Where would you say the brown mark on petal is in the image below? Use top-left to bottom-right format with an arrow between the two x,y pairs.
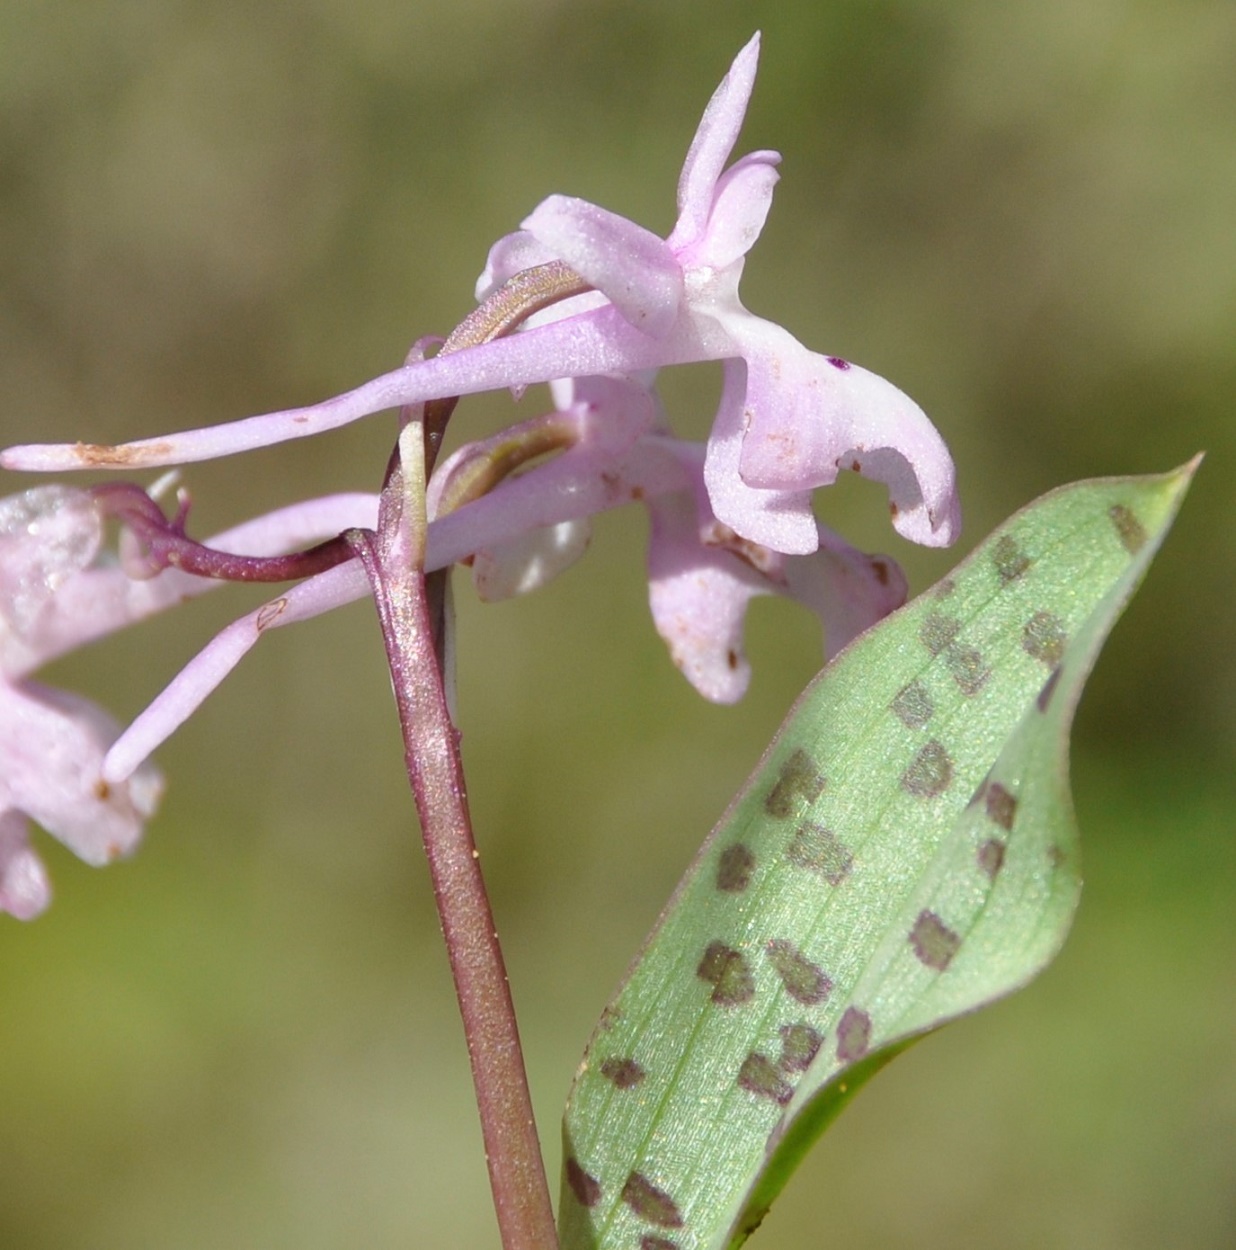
1108,503 -> 1147,554
256,598 -> 289,632
977,838 -> 1007,880
766,939 -> 832,1005
901,740 -> 953,798
599,1057 -> 646,1090
892,680 -> 934,729
565,1158 -> 602,1208
1023,611 -> 1067,666
827,356 -> 851,371
920,612 -> 961,656
697,941 -> 755,1006
716,843 -> 755,893
836,1007 -> 872,1063
73,440 -> 174,467
737,1052 -> 794,1105
870,557 -> 892,586
787,821 -> 853,886
910,910 -> 962,970
778,1022 -> 823,1072
985,782 -> 1017,830
1037,665 -> 1062,711
93,778 -> 112,801
622,1173 -> 684,1229
764,747 -> 825,818
993,534 -> 1032,584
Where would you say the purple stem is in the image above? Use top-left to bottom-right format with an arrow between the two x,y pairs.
350,456 -> 558,1250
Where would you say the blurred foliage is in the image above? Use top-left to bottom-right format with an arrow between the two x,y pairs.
0,1 -> 1232,1247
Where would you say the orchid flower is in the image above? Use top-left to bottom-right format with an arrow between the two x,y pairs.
0,484 -> 378,918
1,33 -> 958,562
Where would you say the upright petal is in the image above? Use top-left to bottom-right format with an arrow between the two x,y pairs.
673,32 -> 762,248
522,196 -> 683,337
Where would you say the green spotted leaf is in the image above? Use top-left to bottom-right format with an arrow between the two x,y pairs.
560,463 -> 1195,1250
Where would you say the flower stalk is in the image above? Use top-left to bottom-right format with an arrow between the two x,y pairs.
351,413 -> 556,1248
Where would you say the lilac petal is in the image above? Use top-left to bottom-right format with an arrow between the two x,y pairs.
522,196 -> 683,337
3,493 -> 379,678
471,519 -> 592,600
687,152 -> 780,271
0,812 -> 51,920
102,560 -> 371,783
703,358 -> 820,555
672,32 -> 762,249
0,305 -> 724,472
728,321 -> 961,547
647,488 -> 761,702
1,680 -> 162,867
0,486 -> 101,635
785,529 -> 908,660
475,230 -> 561,301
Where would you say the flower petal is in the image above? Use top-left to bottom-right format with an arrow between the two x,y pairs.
522,196 -> 683,337
687,151 -> 781,271
729,322 -> 961,547
703,358 -> 820,555
672,32 -> 762,248
475,230 -> 561,301
0,812 -> 52,920
1,681 -> 162,867
647,488 -> 762,703
471,519 -> 592,601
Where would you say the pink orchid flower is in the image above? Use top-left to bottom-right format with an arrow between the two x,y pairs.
1,34 -> 958,562
0,484 -> 377,918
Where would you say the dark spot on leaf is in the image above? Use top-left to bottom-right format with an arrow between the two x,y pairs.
716,843 -> 755,893
1048,844 -> 1067,868
836,1007 -> 872,1063
901,740 -> 953,798
1037,665 -> 1062,711
920,612 -> 962,656
766,939 -> 832,1005
764,748 -> 825,818
1108,503 -> 1147,554
993,534 -> 1032,584
641,1239 -> 679,1250
985,782 -> 1017,830
977,838 -> 1006,880
600,1057 -> 646,1089
910,910 -> 962,970
1023,611 -> 1067,666
622,1173 -> 684,1229
946,645 -> 991,696
934,578 -> 956,599
738,1051 -> 794,1105
566,1157 -> 601,1208
827,356 -> 851,370
787,821 -> 853,886
778,1022 -> 823,1072
892,681 -> 934,729
697,941 -> 755,1006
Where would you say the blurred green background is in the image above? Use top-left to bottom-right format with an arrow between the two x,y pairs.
1,1 -> 1233,1247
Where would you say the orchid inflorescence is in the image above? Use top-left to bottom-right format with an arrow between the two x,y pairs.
0,33 -> 957,927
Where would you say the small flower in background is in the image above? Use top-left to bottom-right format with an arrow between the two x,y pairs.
0,484 -> 379,918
